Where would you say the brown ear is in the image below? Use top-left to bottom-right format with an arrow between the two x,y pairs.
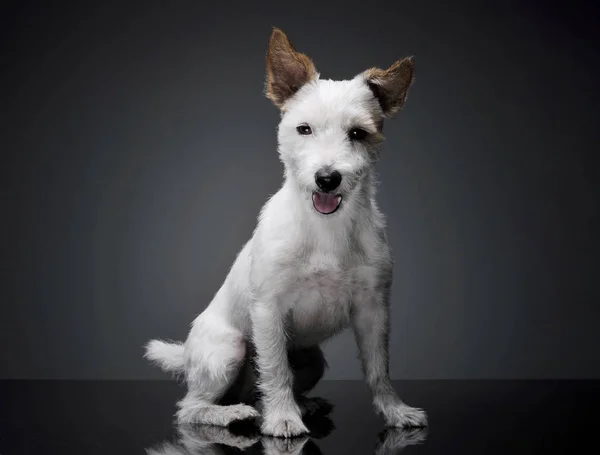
265,27 -> 318,108
363,57 -> 415,117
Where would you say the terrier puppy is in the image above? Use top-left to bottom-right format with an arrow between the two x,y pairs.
145,27 -> 427,438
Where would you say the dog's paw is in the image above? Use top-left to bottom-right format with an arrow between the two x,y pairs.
224,404 -> 261,424
177,403 -> 260,426
383,405 -> 428,428
298,396 -> 333,417
261,411 -> 309,438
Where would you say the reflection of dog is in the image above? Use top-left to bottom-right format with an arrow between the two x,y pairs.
145,418 -> 331,455
146,424 -> 262,455
145,424 -> 426,455
145,425 -> 259,455
145,26 -> 426,437
375,428 -> 428,455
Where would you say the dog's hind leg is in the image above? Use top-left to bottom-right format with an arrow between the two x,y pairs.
175,314 -> 259,426
289,346 -> 327,396
289,346 -> 332,416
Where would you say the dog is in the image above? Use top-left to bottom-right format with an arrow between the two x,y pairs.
145,27 -> 427,438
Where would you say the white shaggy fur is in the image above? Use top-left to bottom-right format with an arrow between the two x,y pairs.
145,27 -> 427,438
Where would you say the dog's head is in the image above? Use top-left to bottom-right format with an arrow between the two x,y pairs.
265,27 -> 414,216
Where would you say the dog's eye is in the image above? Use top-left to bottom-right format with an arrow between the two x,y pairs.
349,128 -> 368,140
297,124 -> 312,135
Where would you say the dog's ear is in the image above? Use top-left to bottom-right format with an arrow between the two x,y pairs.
362,57 -> 415,118
265,27 -> 318,109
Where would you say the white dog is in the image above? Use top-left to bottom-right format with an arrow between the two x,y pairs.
145,27 -> 427,438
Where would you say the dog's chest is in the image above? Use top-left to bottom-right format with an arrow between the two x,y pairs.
285,251 -> 379,346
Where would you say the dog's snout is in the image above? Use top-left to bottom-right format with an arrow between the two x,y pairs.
315,169 -> 342,192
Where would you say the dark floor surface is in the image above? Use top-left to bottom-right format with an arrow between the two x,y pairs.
0,380 -> 598,454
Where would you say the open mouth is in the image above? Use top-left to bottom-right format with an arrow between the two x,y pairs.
312,192 -> 342,215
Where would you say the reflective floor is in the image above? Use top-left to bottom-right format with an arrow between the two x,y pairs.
0,380 -> 597,454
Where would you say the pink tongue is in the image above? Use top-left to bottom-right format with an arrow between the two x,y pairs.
312,192 -> 341,214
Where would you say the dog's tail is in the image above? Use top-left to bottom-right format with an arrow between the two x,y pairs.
144,339 -> 185,374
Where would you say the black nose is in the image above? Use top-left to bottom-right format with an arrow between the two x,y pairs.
315,170 -> 342,192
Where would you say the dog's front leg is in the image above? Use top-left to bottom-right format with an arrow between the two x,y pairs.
351,284 -> 428,428
251,300 -> 309,438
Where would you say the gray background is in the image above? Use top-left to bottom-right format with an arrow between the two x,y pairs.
1,0 -> 598,380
